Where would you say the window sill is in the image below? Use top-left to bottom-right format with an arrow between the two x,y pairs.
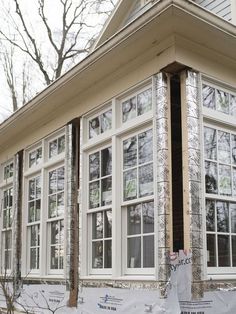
80,275 -> 156,281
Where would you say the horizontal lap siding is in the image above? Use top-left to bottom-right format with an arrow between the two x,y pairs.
194,0 -> 232,21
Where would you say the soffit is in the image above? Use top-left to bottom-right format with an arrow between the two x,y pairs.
0,0 -> 236,150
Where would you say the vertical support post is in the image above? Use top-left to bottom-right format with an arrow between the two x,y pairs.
154,72 -> 172,297
181,69 -> 203,298
65,119 -> 80,307
13,150 -> 23,292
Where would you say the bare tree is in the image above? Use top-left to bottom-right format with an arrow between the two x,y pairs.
0,0 -> 116,112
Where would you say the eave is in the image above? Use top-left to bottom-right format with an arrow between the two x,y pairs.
0,0 -> 236,150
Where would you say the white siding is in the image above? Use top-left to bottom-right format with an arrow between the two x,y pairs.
195,0 -> 232,21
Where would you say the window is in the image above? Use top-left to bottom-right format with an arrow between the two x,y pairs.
2,187 -> 13,270
203,80 -> 236,273
48,166 -> 65,270
3,162 -> 14,181
29,147 -> 42,168
27,176 -> 41,271
89,108 -> 112,139
82,82 -> 154,277
49,135 -> 65,158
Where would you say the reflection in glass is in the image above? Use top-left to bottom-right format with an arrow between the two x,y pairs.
58,136 -> 65,154
143,201 -> 154,233
49,140 -> 57,158
203,85 -> 215,109
101,177 -> 112,206
219,164 -> 231,196
30,248 -> 37,269
123,136 -> 137,169
218,235 -> 230,267
138,130 -> 153,164
137,89 -> 152,116
57,192 -> 64,216
49,170 -> 57,194
143,235 -> 154,267
232,134 -> 236,164
49,195 -> 57,218
232,236 -> 236,266
89,117 -> 100,138
124,169 -> 137,201
127,237 -> 141,268
122,97 -> 136,122
217,201 -> 229,232
206,200 -> 215,231
207,234 -> 216,267
204,127 -> 217,160
104,210 -> 112,238
205,161 -> 217,194
57,167 -> 64,191
230,94 -> 236,117
101,110 -> 112,133
89,152 -> 100,181
230,203 -> 236,233
216,89 -> 229,114
139,164 -> 153,197
92,212 -> 103,239
101,147 -> 112,176
233,168 -> 236,196
218,131 -> 230,164
89,181 -> 100,208
29,179 -> 35,200
92,241 -> 103,268
127,204 -> 141,235
104,240 -> 112,268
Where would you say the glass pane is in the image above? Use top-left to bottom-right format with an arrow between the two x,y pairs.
30,248 -> 37,269
29,201 -> 35,222
36,147 -> 42,164
89,152 -> 100,181
205,161 -> 218,194
233,168 -> 236,197
49,139 -> 57,158
5,230 -> 12,249
206,199 -> 215,231
139,164 -> 153,197
9,189 -> 13,207
127,204 -> 141,235
3,190 -> 7,209
218,131 -> 230,164
4,251 -> 11,270
143,201 -> 154,233
232,236 -> 236,267
123,136 -> 137,169
137,88 -> 152,116
57,167 -> 64,191
143,235 -> 154,267
49,195 -> 57,218
104,210 -> 112,238
101,147 -> 112,177
230,203 -> 236,233
216,89 -> 229,114
58,136 -> 65,154
51,246 -> 58,269
29,179 -> 35,200
31,225 -> 37,246
57,192 -> 64,216
230,94 -> 236,117
51,222 -> 59,245
219,164 -> 231,196
217,201 -> 229,232
35,176 -> 41,199
204,127 -> 217,160
35,200 -> 41,221
122,96 -> 136,122
29,151 -> 36,167
92,241 -> 103,268
49,170 -> 57,194
101,177 -> 112,206
104,240 -> 112,268
124,169 -> 137,201
207,234 -> 216,267
203,85 -> 215,109
101,110 -> 112,133
232,134 -> 236,165
89,181 -> 100,208
92,212 -> 103,239
59,248 -> 64,269
3,211 -> 7,229
127,237 -> 141,268
138,130 -> 153,164
89,116 -> 100,139
218,235 -> 230,267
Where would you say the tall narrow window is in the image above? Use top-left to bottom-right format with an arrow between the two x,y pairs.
88,146 -> 112,270
2,188 -> 13,270
48,166 -> 65,270
27,176 -> 41,270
